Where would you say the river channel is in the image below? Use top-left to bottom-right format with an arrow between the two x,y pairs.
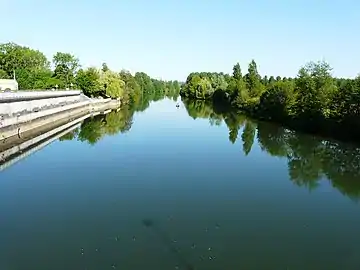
1,97 -> 360,270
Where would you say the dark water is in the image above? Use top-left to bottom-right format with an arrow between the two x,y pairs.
1,97 -> 360,270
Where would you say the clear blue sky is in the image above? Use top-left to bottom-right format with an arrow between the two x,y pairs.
1,0 -> 359,80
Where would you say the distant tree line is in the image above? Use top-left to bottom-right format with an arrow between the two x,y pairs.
0,42 -> 181,103
183,99 -> 360,201
180,60 -> 360,142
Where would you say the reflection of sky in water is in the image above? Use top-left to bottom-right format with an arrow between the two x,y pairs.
0,98 -> 360,270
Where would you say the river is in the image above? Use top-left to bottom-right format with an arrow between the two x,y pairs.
1,97 -> 360,270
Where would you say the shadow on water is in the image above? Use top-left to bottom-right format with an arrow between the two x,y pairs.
142,219 -> 195,270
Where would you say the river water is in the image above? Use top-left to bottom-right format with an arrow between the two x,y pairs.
1,97 -> 360,270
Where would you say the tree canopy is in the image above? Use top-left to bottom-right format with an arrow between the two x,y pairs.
181,60 -> 360,143
0,42 -> 181,104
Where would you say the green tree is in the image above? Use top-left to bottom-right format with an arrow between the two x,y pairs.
53,52 -> 80,87
0,69 -> 9,79
102,62 -> 109,72
0,42 -> 49,76
294,61 -> 337,119
233,62 -> 242,80
119,70 -> 141,104
262,75 -> 268,85
232,79 -> 249,108
268,76 -> 276,85
134,72 -> 155,94
245,60 -> 265,98
258,80 -> 296,121
99,70 -> 125,98
76,68 -> 101,96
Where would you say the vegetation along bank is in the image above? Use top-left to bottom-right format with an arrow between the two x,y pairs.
180,60 -> 360,143
0,42 -> 181,104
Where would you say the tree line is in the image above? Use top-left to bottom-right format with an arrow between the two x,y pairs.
183,99 -> 360,201
180,60 -> 360,142
0,42 -> 181,103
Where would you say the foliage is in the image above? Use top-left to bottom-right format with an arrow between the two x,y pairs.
76,68 -> 102,96
0,69 -> 9,79
99,70 -> 125,98
0,42 -> 49,76
183,99 -> 360,200
181,60 -> 360,142
258,80 -> 296,121
60,85 -> 175,145
52,52 -> 80,87
0,42 -> 181,103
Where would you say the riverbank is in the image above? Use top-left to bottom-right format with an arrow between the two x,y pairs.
186,95 -> 360,146
0,104 -> 119,171
0,90 -> 121,141
180,61 -> 360,145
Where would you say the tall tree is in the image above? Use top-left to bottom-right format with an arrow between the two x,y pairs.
0,42 -> 49,76
245,59 -> 264,97
233,62 -> 242,80
99,70 -> 125,98
294,61 -> 337,119
76,67 -> 101,96
53,52 -> 80,87
102,62 -> 109,72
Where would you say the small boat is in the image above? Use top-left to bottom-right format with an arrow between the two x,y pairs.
176,104 -> 180,108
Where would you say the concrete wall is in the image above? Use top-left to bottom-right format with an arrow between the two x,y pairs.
0,95 -> 82,117
0,106 -> 117,172
0,90 -> 81,103
0,122 -> 82,172
0,100 -> 91,129
0,90 -> 121,141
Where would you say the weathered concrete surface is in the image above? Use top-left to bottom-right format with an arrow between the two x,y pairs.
0,99 -> 120,141
0,122 -> 81,172
0,90 -> 121,140
0,95 -> 82,116
0,90 -> 81,103
0,109 -> 89,152
0,107 -> 116,172
1,100 -> 90,128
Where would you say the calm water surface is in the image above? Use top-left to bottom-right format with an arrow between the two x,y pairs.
1,98 -> 360,270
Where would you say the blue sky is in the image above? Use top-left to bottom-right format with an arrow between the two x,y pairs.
1,0 -> 359,80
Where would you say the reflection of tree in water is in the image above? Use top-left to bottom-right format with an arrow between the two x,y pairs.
183,98 -> 360,200
182,98 -> 253,152
59,128 -> 79,141
78,115 -> 107,145
241,121 -> 256,155
183,99 -> 221,121
321,142 -> 360,200
256,122 -> 290,157
74,106 -> 135,145
224,113 -> 246,144
103,106 -> 134,135
257,122 -> 360,200
286,134 -> 325,190
60,89 -> 175,145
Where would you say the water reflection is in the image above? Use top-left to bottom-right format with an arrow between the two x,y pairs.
68,109 -> 133,145
59,86 -> 179,145
59,104 -> 140,145
2,97 -> 360,270
183,98 -> 360,201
